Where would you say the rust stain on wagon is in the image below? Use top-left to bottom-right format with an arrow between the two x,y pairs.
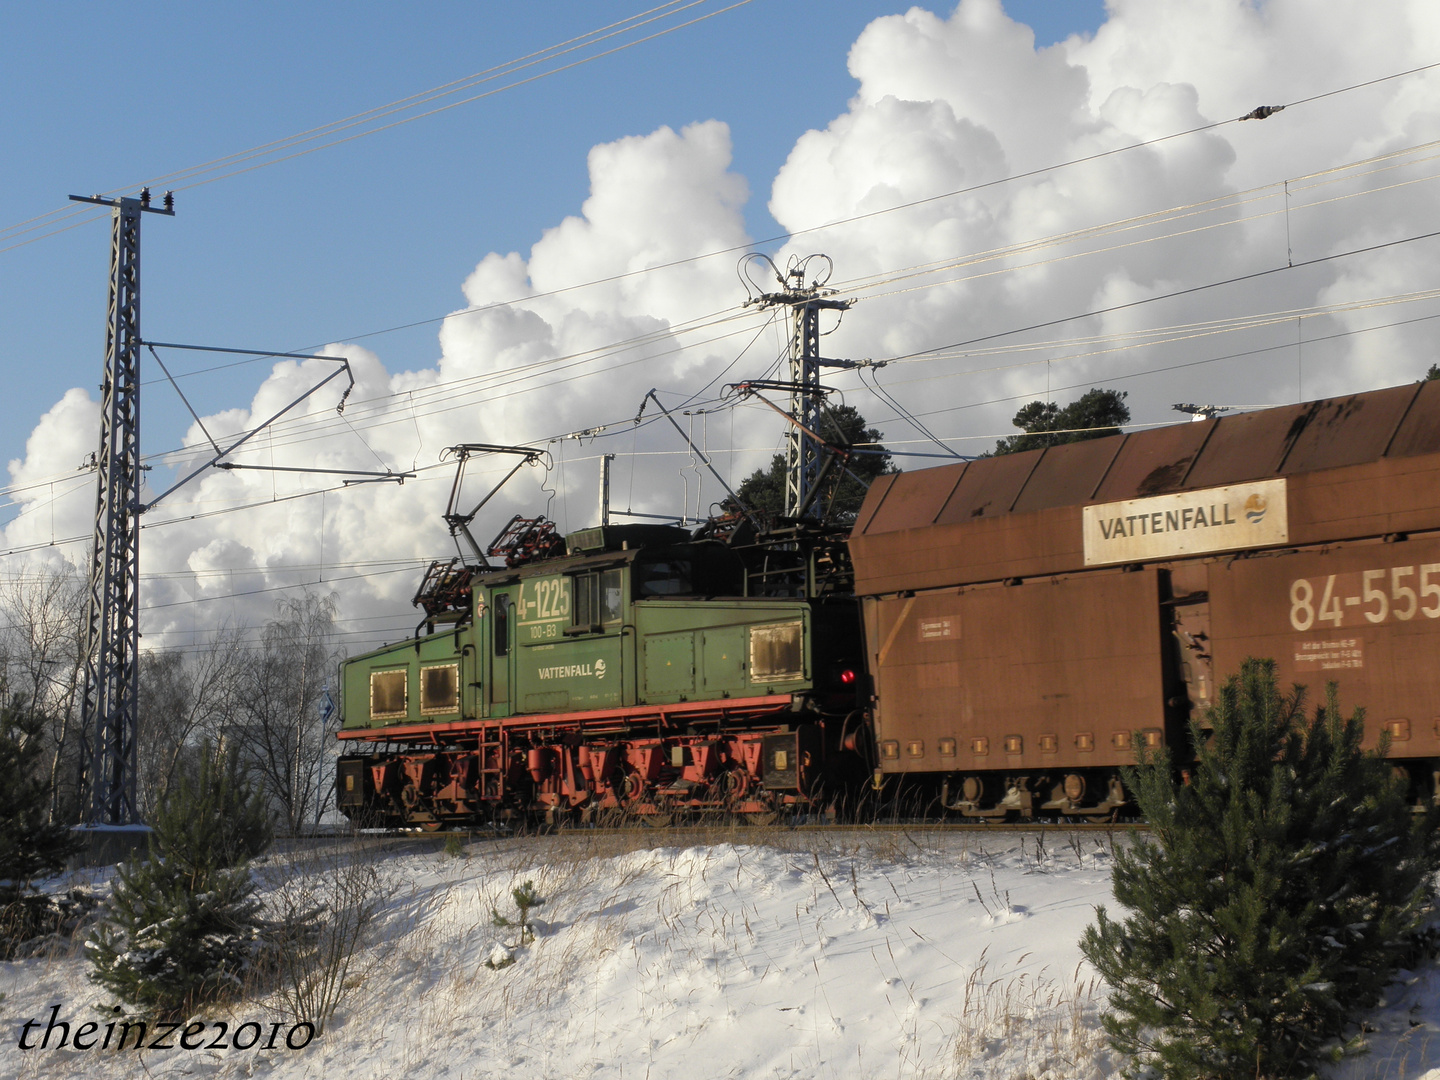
1093,420 -> 1215,502
1387,378 -> 1440,459
1277,384 -> 1419,474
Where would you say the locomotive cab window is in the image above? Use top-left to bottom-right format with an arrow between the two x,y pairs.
419,664 -> 459,715
370,669 -> 408,720
572,569 -> 624,630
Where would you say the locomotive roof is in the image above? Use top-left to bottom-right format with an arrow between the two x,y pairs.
475,537 -> 732,585
850,380 -> 1440,593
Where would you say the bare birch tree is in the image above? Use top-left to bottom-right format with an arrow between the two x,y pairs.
136,625 -> 247,818
231,592 -> 343,834
0,565 -> 86,823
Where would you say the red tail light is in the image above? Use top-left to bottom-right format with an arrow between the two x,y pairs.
839,667 -> 857,686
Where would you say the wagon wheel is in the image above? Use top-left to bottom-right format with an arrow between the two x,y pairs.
717,766 -> 752,822
617,768 -> 654,818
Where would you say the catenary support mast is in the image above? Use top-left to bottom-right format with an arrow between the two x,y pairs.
70,190 -> 173,825
746,256 -> 852,518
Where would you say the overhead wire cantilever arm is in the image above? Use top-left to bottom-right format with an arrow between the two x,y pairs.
215,463 -> 415,479
138,342 -> 358,511
147,346 -> 222,456
635,389 -> 758,529
441,443 -> 549,563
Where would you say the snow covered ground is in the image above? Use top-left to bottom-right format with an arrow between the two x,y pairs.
3,828 -> 1438,1079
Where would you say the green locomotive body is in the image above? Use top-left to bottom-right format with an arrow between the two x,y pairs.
337,523 -> 865,826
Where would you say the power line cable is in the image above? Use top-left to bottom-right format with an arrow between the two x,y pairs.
885,226 -> 1440,365
0,1 -> 751,253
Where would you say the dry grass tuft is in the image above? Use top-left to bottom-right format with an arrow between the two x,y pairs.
945,957 -> 1109,1080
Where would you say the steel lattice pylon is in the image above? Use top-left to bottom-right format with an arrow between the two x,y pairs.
78,197 -> 143,824
71,191 -> 171,825
746,255 -> 851,518
783,299 -> 831,517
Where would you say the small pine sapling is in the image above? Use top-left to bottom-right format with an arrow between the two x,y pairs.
86,745 -> 273,1018
1081,658 -> 1440,1080
491,880 -> 546,945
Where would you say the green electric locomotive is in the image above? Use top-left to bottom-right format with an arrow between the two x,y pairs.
335,518 -> 866,827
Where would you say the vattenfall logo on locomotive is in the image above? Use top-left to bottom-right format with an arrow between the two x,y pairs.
1081,478 -> 1289,566
537,659 -> 607,680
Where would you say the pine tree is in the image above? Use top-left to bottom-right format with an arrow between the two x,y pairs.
1081,659 -> 1440,1079
991,388 -> 1129,455
0,693 -> 81,901
0,691 -> 84,955
86,745 -> 273,1017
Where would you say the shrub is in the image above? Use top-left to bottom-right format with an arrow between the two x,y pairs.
264,849 -> 386,1034
86,745 -> 273,1017
0,694 -> 82,897
1081,658 -> 1440,1079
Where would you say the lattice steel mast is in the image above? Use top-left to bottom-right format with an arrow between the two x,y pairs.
70,190 -> 173,825
744,255 -> 852,518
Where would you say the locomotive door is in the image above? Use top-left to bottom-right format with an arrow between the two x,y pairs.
489,590 -> 514,718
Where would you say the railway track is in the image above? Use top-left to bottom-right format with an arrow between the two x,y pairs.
282,818 -> 1145,845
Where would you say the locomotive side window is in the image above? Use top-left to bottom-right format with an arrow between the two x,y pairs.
370,669 -> 408,720
419,664 -> 459,715
602,568 -> 624,623
573,573 -> 599,628
572,569 -> 626,629
749,620 -> 805,681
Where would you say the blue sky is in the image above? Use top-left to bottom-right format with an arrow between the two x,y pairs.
0,1 -> 1105,478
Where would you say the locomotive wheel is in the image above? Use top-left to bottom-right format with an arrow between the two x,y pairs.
741,811 -> 779,826
639,811 -> 673,828
420,821 -> 444,833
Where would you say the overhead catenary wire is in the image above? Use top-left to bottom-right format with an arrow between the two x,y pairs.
0,119 -> 1399,521
0,89 -> 1412,511
824,135 -> 1440,302
6,238 -> 1439,528
891,313 -> 1440,428
6,270 -> 1439,535
142,216 -> 1440,474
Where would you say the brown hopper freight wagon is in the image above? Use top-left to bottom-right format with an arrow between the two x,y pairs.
849,380 -> 1440,818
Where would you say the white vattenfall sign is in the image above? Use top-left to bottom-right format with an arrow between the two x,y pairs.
1082,478 -> 1288,566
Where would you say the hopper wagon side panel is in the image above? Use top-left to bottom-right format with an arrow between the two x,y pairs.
867,569 -> 1171,775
